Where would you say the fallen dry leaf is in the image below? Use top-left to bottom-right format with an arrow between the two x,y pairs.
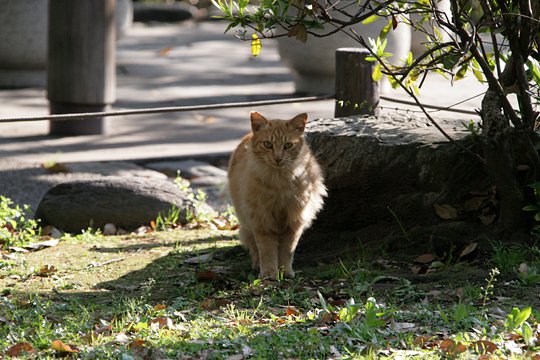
518,263 -> 530,277
149,316 -> 174,330
184,253 -> 214,264
42,162 -> 69,173
6,342 -> 36,357
50,339 -> 79,353
158,46 -> 172,56
479,213 -> 496,225
462,196 -> 487,212
410,265 -> 426,275
459,242 -> 478,258
414,253 -> 437,264
286,306 -> 300,317
128,338 -> 147,349
24,239 -> 59,251
37,264 -> 57,276
319,311 -> 338,324
412,335 -> 431,348
434,203 -> 458,220
439,339 -> 467,355
196,269 -> 220,281
200,298 -> 231,310
154,304 -> 167,311
472,340 -> 498,354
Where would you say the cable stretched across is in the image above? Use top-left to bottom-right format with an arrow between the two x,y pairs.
0,93 -> 480,123
0,95 -> 334,123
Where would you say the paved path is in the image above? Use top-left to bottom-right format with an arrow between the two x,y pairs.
0,20 -> 487,211
0,20 -> 486,164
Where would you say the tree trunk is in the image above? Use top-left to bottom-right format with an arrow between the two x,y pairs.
481,88 -> 527,234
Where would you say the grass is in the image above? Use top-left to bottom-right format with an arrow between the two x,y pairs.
1,226 -> 540,359
1,189 -> 539,358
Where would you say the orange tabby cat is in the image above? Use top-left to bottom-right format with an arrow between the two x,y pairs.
228,112 -> 326,278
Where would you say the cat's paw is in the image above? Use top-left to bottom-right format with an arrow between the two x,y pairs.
258,269 -> 278,280
284,269 -> 295,278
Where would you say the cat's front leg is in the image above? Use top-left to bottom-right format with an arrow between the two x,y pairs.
239,227 -> 259,270
278,227 -> 302,278
254,231 -> 279,278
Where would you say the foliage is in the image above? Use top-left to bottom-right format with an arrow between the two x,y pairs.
0,196 -> 39,249
153,172 -> 238,231
523,182 -> 540,235
1,228 -> 540,358
213,0 -> 540,234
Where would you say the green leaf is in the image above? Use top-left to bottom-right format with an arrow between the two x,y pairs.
406,51 -> 413,67
379,18 -> 392,40
514,307 -> 531,327
522,205 -> 538,212
362,14 -> 380,25
372,63 -> 383,81
455,62 -> 469,81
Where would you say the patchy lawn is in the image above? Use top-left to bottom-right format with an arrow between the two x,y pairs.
1,227 -> 540,359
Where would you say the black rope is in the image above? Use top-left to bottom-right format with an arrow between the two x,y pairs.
379,95 -> 479,115
0,92 -> 481,123
0,95 -> 334,123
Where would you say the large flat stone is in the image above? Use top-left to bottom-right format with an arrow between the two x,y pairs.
305,114 -> 488,233
35,176 -> 192,233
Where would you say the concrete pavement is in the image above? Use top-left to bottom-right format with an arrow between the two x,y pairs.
0,20 -> 487,212
0,20 -> 486,164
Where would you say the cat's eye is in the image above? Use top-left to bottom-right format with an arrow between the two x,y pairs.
284,142 -> 293,150
263,141 -> 273,149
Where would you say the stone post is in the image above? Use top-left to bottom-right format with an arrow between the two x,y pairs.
334,48 -> 380,117
47,0 -> 116,135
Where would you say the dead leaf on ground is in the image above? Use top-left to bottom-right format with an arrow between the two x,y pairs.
472,340 -> 498,354
410,265 -> 426,275
37,264 -> 57,276
41,225 -> 62,238
200,298 -> 231,311
390,321 -> 416,331
50,339 -> 80,353
184,253 -> 214,264
434,203 -> 458,220
196,269 -> 220,281
319,311 -> 338,324
24,239 -> 59,251
193,112 -> 217,124
286,306 -> 300,317
154,304 -> 167,311
149,316 -> 174,330
128,338 -> 147,349
412,335 -> 431,348
479,213 -> 496,225
8,246 -> 29,253
42,162 -> 69,173
158,46 -> 172,56
459,242 -> 478,259
372,259 -> 400,269
462,196 -> 487,212
414,253 -> 437,264
6,342 -> 36,357
439,339 -> 467,355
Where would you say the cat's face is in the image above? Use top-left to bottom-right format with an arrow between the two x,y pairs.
249,112 -> 307,168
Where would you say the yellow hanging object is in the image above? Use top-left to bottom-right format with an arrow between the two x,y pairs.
251,33 -> 262,57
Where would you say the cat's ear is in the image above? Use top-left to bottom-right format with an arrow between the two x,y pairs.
250,111 -> 268,132
289,113 -> 308,133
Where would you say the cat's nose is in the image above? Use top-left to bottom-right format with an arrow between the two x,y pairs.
275,158 -> 282,164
